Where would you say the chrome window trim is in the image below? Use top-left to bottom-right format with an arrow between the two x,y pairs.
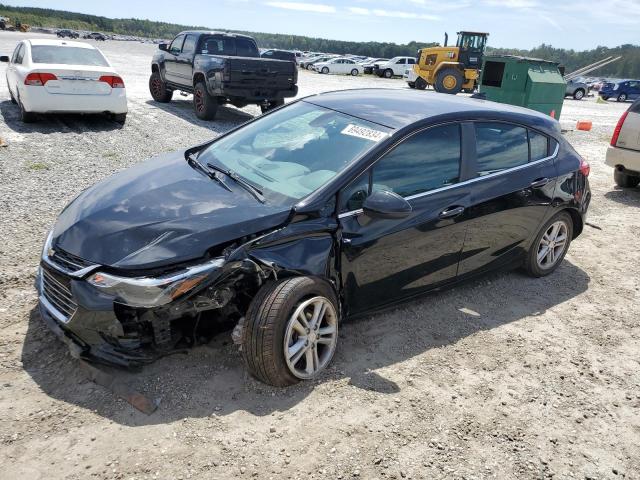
337,142 -> 559,219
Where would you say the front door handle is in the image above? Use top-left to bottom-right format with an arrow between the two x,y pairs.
439,206 -> 465,219
530,177 -> 550,188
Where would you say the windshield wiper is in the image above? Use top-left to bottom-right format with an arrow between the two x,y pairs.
186,152 -> 232,192
206,162 -> 266,204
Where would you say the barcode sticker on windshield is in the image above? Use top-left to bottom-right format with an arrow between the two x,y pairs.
341,124 -> 389,142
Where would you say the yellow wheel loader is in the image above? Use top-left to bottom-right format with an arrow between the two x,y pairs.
411,31 -> 488,95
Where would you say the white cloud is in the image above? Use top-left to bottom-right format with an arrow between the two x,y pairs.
483,0 -> 538,7
265,1 -> 336,13
348,6 -> 440,20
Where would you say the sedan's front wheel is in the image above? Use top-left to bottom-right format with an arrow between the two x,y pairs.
242,277 -> 339,387
524,212 -> 573,277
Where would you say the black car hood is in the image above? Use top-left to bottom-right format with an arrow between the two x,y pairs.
52,150 -> 292,271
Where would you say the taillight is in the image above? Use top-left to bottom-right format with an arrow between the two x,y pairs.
99,75 -> 125,88
24,72 -> 57,86
611,111 -> 629,146
579,157 -> 590,177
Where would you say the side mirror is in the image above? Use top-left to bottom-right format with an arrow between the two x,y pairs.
362,190 -> 412,220
0,56 -> 9,63
158,43 -> 168,51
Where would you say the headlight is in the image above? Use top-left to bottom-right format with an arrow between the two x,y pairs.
87,257 -> 225,308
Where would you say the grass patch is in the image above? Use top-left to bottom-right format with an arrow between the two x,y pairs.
27,162 -> 50,171
103,151 -> 119,159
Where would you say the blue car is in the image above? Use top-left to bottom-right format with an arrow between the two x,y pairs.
599,79 -> 640,102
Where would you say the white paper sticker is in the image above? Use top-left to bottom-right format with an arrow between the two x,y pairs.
341,124 -> 389,142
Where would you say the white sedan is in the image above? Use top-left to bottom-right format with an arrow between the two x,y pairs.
313,57 -> 363,76
1,39 -> 127,123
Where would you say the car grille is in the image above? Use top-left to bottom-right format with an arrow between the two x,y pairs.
51,249 -> 94,272
41,266 -> 77,321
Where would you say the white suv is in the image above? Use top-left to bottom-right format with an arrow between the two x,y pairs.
374,57 -> 416,79
606,99 -> 640,188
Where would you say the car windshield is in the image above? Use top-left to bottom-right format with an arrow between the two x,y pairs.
198,101 -> 392,205
31,46 -> 109,66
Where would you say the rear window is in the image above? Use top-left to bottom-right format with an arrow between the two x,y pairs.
31,46 -> 109,66
199,36 -> 258,57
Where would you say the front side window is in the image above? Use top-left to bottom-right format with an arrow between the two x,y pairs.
31,46 -> 109,66
372,124 -> 461,198
182,35 -> 197,55
169,34 -> 185,55
396,58 -> 406,64
475,122 -> 528,175
198,102 -> 391,204
340,171 -> 370,212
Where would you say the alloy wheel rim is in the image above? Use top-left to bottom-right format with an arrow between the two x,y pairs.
284,296 -> 338,380
195,89 -> 204,112
576,90 -> 584,99
151,78 -> 162,97
537,221 -> 568,269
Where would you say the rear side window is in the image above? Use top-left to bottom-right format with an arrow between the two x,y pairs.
31,46 -> 109,66
529,130 -> 549,161
475,122 -> 528,175
372,124 -> 461,197
236,38 -> 258,57
13,43 -> 25,64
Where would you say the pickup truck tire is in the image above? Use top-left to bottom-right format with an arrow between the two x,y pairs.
383,69 -> 394,79
242,276 -> 339,387
193,81 -> 218,120
614,169 -> 640,188
260,99 -> 284,114
149,72 -> 173,103
573,89 -> 585,100
435,68 -> 464,94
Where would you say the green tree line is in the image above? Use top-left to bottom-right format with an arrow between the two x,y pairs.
1,3 -> 639,77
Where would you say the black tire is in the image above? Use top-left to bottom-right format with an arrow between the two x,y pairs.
193,81 -> 218,120
463,88 -> 474,94
415,77 -> 428,90
383,68 -> 393,79
434,68 -> 464,94
350,68 -> 359,76
19,99 -> 36,123
321,67 -> 329,74
617,93 -> 627,102
112,113 -> 127,124
260,99 -> 284,114
407,82 -> 416,89
614,169 -> 640,188
573,89 -> 585,100
242,276 -> 339,387
149,71 -> 173,103
8,84 -> 17,104
524,211 -> 573,278
601,96 -> 609,101
306,64 -> 313,70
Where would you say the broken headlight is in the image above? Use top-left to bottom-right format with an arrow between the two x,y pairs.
87,257 -> 225,308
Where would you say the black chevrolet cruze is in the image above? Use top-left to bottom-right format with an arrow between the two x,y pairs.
38,89 -> 591,386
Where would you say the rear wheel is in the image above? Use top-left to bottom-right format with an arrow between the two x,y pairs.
112,113 -> 127,124
524,212 -> 573,277
614,168 -> 640,188
193,81 -> 218,120
617,93 -> 628,102
9,86 -> 17,104
415,77 -> 428,90
383,69 -> 393,79
149,71 -> 173,103
260,99 -> 284,114
242,276 -> 339,387
435,68 -> 464,94
350,68 -> 359,76
573,88 -> 585,100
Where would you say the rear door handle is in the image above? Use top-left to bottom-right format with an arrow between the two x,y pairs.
439,206 -> 465,219
530,177 -> 550,188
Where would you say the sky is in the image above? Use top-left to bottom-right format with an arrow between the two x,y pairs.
9,0 -> 640,50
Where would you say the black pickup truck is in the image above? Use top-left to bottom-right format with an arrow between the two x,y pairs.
149,31 -> 298,119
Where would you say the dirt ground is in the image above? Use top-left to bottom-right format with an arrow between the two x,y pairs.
0,31 -> 638,480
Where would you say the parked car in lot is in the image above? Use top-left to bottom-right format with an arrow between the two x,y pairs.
373,57 -> 416,78
299,54 -> 323,69
36,89 -> 590,386
305,55 -> 337,70
149,31 -> 298,118
1,39 -> 127,123
363,58 -> 388,74
56,29 -> 79,39
599,79 -> 640,102
565,78 -> 589,100
83,32 -> 107,41
313,57 -> 363,76
606,98 -> 640,188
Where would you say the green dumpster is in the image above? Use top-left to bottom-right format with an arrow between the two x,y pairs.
479,55 -> 566,119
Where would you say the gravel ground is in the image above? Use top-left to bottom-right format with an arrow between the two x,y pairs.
0,31 -> 639,480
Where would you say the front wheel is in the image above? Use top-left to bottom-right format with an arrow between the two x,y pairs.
321,67 -> 329,74
614,169 -> 640,188
573,89 -> 585,100
434,68 -> 464,94
524,212 -> 573,277
383,69 -> 393,79
149,71 -> 173,103
242,277 -> 340,387
193,81 -> 218,120
350,69 -> 359,76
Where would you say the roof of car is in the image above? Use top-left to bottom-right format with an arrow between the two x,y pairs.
178,30 -> 255,40
303,88 -> 559,131
27,39 -> 95,49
